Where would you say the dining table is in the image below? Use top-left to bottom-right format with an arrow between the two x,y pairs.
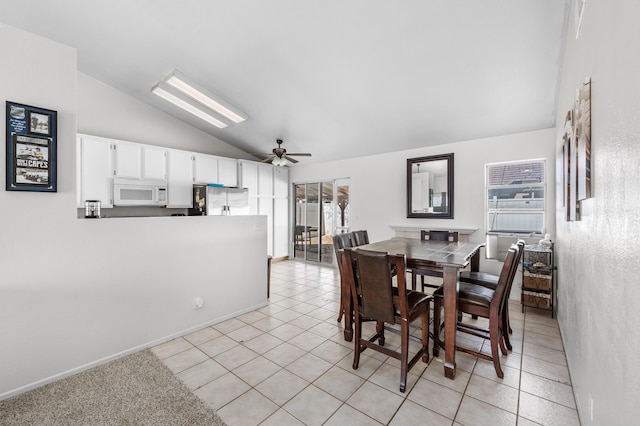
345,237 -> 485,380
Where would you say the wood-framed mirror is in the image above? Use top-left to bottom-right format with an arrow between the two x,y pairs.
407,153 -> 454,219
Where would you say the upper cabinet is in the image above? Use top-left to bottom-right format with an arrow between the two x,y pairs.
142,146 -> 168,181
193,154 -> 238,186
77,134 -> 115,207
239,160 -> 259,198
192,153 -> 218,184
114,141 -> 167,181
258,163 -> 273,196
218,157 -> 238,187
114,142 -> 141,179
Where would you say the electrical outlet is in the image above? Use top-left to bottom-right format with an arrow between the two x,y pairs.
193,297 -> 204,309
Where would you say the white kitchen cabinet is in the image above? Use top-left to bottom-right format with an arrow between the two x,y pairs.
114,142 -> 142,179
218,157 -> 238,187
239,160 -> 258,197
273,167 -> 288,198
142,146 -> 167,181
259,197 -> 274,256
273,166 -> 289,258
78,135 -> 115,208
167,149 -> 193,208
258,163 -> 273,196
273,197 -> 289,258
114,142 -> 167,181
193,153 -> 219,184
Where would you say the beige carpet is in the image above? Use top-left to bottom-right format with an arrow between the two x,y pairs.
0,349 -> 226,425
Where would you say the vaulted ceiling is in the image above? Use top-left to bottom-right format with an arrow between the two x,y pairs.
2,1 -> 570,164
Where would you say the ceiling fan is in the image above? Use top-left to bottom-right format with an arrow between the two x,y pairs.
258,139 -> 312,165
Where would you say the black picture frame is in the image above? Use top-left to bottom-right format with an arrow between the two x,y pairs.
28,110 -> 52,136
406,153 -> 454,219
6,101 -> 57,192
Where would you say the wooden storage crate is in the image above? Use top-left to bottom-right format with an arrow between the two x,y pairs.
523,271 -> 552,292
522,292 -> 551,309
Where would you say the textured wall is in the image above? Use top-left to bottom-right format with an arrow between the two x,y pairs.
555,1 -> 640,423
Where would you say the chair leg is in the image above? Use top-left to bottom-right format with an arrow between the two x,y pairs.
352,315 -> 362,370
376,321 -> 385,346
399,321 -> 409,393
502,313 -> 513,351
489,318 -> 504,379
422,309 -> 429,363
499,323 -> 509,355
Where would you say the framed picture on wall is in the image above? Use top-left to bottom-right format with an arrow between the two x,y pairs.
6,101 -> 57,192
28,111 -> 52,136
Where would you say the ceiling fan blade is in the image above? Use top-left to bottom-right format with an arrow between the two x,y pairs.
284,155 -> 299,163
286,153 -> 312,156
260,156 -> 275,163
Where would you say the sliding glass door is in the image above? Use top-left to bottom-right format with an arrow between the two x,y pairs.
293,179 -> 350,265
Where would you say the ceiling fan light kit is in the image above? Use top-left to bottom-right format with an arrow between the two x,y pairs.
151,70 -> 247,129
255,139 -> 312,166
272,157 -> 289,167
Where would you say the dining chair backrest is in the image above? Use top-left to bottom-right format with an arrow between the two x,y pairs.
351,249 -> 398,324
352,230 -> 370,246
421,230 -> 459,242
333,232 -> 354,251
492,243 -> 520,314
499,240 -> 525,315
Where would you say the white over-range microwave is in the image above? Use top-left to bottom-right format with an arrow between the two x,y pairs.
113,178 -> 167,206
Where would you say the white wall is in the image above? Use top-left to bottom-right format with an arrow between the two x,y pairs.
554,1 -> 640,423
289,128 -> 556,281
0,24 -> 267,399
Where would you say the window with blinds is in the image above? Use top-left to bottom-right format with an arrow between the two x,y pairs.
486,159 -> 545,234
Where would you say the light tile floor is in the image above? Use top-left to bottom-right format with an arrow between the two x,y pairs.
152,260 -> 580,425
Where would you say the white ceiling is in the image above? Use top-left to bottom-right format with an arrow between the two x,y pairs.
2,0 -> 569,164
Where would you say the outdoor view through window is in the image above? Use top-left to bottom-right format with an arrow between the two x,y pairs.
486,160 -> 545,234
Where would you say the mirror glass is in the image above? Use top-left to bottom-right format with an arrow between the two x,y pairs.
407,153 -> 454,219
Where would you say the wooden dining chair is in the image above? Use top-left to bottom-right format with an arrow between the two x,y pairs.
352,230 -> 369,246
333,233 -> 355,325
411,230 -> 459,291
432,242 -> 521,378
341,248 -> 432,392
458,239 -> 525,348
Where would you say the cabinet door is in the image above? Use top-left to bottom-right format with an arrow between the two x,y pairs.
218,157 -> 238,187
240,161 -> 259,198
259,198 -> 274,256
258,164 -> 273,197
167,149 -> 193,208
193,153 -> 218,183
114,142 -> 142,179
142,146 -> 167,181
273,167 -> 288,198
80,136 -> 114,207
273,197 -> 289,258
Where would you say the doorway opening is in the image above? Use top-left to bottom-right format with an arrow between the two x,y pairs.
293,179 -> 350,265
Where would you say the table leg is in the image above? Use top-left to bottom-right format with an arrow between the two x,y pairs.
470,248 -> 480,272
442,265 -> 459,379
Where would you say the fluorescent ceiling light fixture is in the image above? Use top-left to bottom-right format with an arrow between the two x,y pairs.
165,70 -> 247,123
151,82 -> 228,128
